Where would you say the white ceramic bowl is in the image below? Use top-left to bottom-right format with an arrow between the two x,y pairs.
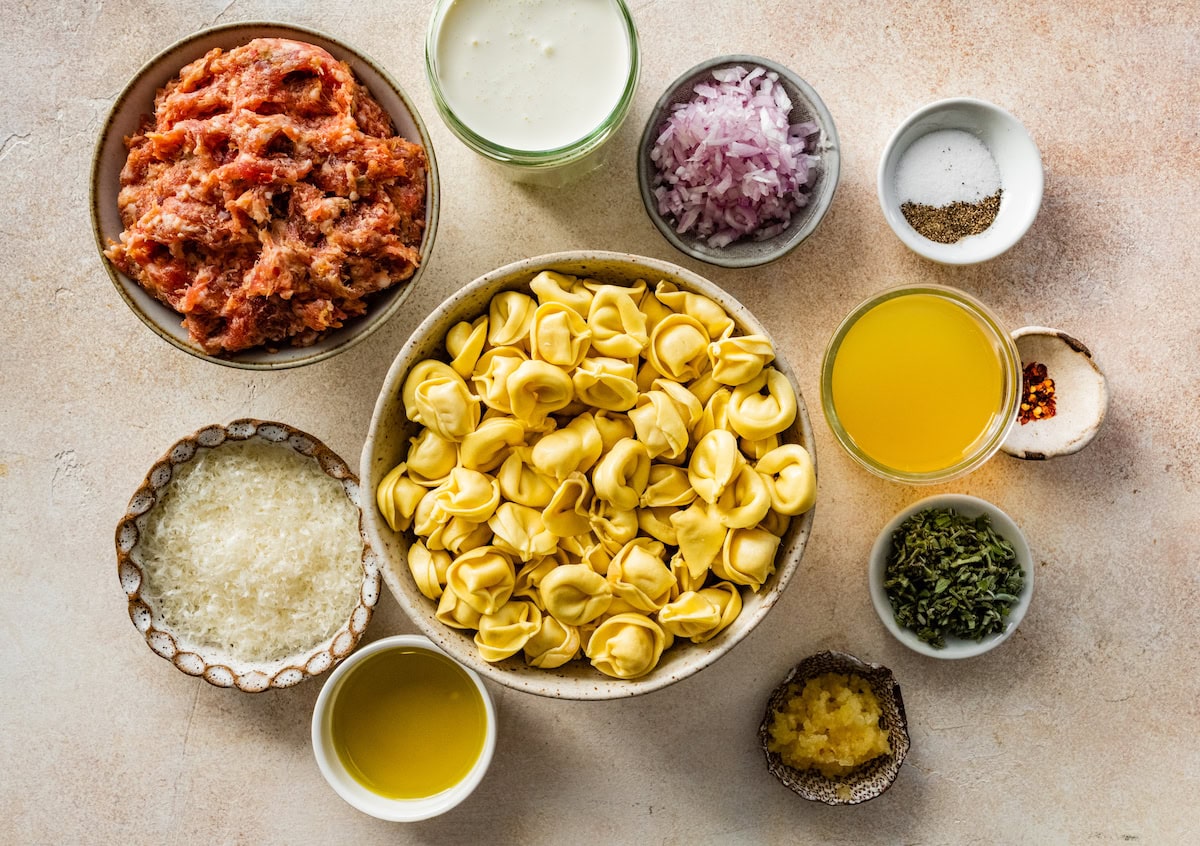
637,55 -> 840,268
877,98 -> 1042,265
361,251 -> 817,699
90,21 -> 440,369
115,419 -> 380,691
868,494 -> 1033,659
1001,326 -> 1109,460
311,635 -> 496,821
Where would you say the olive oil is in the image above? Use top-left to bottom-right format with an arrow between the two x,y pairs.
830,293 -> 1005,473
330,647 -> 487,799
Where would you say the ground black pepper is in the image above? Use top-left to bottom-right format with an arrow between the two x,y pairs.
901,190 -> 1001,244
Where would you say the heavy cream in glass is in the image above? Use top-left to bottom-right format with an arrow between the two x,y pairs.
433,0 -> 632,151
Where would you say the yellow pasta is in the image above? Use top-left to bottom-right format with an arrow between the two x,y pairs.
529,269 -> 594,316
447,315 -> 489,377
475,600 -> 542,662
756,444 -> 817,516
379,272 -> 815,679
530,301 -> 592,367
446,545 -> 516,615
585,613 -> 671,680
523,615 -> 581,668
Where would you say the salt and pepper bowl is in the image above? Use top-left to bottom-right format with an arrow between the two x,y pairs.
877,98 -> 1042,265
1001,326 -> 1109,460
759,651 -> 910,805
637,54 -> 840,268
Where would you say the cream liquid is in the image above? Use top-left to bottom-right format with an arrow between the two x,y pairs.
434,0 -> 632,151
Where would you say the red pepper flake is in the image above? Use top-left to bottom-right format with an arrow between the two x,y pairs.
1019,361 -> 1057,425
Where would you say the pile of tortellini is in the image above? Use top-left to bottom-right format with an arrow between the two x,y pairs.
376,271 -> 816,680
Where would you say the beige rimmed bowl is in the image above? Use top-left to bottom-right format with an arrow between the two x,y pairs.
115,419 -> 380,692
760,651 -> 910,805
90,21 -> 440,369
361,250 -> 817,699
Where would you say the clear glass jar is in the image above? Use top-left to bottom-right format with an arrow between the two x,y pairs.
821,285 -> 1020,484
425,0 -> 640,186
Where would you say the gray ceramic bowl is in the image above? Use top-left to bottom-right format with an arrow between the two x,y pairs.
116,419 -> 380,692
361,251 -> 817,699
90,21 -> 440,369
637,55 -> 840,268
760,651 -> 910,805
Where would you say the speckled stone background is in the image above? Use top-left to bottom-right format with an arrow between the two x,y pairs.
2,1 -> 1196,843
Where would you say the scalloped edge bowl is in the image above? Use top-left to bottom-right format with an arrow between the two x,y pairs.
115,419 -> 381,691
361,250 -> 817,699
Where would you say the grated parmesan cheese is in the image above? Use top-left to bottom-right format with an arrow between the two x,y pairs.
136,439 -> 363,664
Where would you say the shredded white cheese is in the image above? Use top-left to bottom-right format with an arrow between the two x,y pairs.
136,439 -> 363,663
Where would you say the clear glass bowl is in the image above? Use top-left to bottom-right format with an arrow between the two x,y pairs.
820,285 -> 1020,484
424,0 -> 639,185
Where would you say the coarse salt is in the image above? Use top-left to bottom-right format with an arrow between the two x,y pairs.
895,129 -> 1001,207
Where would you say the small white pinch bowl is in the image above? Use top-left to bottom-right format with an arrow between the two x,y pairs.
311,635 -> 496,821
1001,326 -> 1109,460
868,494 -> 1034,659
878,98 -> 1042,265
362,250 -> 817,700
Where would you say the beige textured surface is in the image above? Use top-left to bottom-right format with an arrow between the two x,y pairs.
1,0 -> 1196,842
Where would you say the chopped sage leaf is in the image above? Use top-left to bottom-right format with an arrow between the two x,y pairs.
883,507 -> 1024,648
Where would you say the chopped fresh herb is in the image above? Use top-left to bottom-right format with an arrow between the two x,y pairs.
883,507 -> 1024,648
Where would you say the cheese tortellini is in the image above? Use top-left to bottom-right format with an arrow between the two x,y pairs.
378,271 -> 815,680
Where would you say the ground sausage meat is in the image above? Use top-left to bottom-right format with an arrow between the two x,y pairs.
105,38 -> 427,354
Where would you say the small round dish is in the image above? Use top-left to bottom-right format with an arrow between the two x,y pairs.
878,98 -> 1042,265
115,419 -> 380,691
362,250 -> 818,700
637,55 -> 840,268
91,21 -> 440,369
1001,326 -> 1109,460
311,635 -> 496,821
821,284 -> 1021,484
868,494 -> 1034,659
759,651 -> 909,805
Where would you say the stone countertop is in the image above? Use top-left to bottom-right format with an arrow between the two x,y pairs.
2,1 -> 1195,843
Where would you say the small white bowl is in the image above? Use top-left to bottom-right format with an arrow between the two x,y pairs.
1001,326 -> 1109,460
311,635 -> 496,821
877,98 -> 1042,265
868,494 -> 1033,659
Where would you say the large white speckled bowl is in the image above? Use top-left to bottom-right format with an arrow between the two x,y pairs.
362,251 -> 817,699
90,21 -> 439,369
116,419 -> 381,692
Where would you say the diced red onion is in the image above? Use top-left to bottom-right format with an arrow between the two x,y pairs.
649,66 -> 819,247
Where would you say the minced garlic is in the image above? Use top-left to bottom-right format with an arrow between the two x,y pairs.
766,672 -> 891,777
